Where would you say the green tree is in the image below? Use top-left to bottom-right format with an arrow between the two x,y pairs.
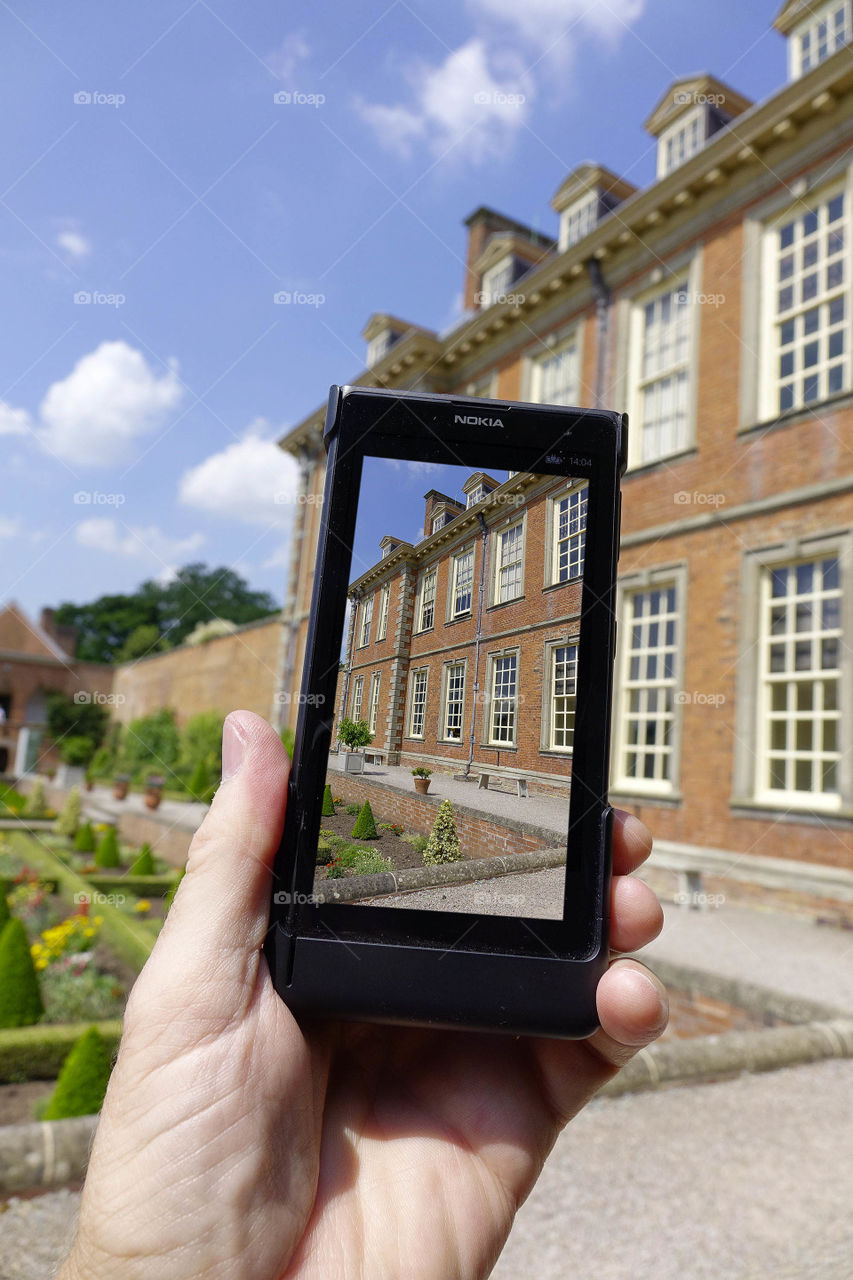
351,801 -> 378,841
55,786 -> 82,839
337,718 -> 373,751
74,821 -> 96,853
321,785 -> 335,817
119,709 -> 180,781
154,563 -> 277,648
24,780 -> 48,819
53,592 -> 161,664
179,711 -> 223,782
42,1028 -> 112,1120
423,801 -> 462,866
115,623 -> 165,663
128,844 -> 155,876
95,828 -> 121,869
0,918 -> 44,1028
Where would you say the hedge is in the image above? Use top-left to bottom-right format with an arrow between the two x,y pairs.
0,1020 -> 123,1083
87,873 -> 176,898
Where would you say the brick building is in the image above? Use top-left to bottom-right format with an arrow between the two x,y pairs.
279,3 -> 853,868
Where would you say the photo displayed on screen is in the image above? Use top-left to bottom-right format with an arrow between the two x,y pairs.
314,455 -> 589,921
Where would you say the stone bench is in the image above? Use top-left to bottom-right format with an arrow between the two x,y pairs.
477,772 -> 529,799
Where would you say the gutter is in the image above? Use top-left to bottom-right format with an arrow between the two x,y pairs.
585,256 -> 611,407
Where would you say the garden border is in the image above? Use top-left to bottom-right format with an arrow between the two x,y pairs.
314,845 -> 567,903
0,1020 -> 123,1084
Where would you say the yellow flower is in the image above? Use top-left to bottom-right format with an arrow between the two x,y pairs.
133,899 -> 152,914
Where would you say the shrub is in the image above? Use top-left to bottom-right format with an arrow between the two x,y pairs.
350,850 -> 392,875
377,822 -> 404,835
179,711 -> 223,787
315,838 -> 333,866
187,757 -> 211,801
119,708 -> 180,782
95,828 -> 120,869
0,783 -> 26,813
40,965 -> 125,1025
0,918 -> 44,1028
423,801 -> 462,866
337,718 -> 373,751
321,784 -> 336,817
411,767 -> 432,779
87,745 -> 114,781
401,833 -> 428,855
344,803 -> 360,816
24,780 -> 49,819
165,866 -> 186,912
0,886 -> 9,931
280,726 -> 295,761
74,821 -> 96,853
325,856 -> 345,879
54,787 -> 82,840
42,1027 -> 113,1120
59,735 -> 96,767
128,844 -> 155,876
351,801 -> 378,840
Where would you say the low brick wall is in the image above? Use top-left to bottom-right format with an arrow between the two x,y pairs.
664,988 -> 786,1039
640,864 -> 853,926
328,773 -> 557,861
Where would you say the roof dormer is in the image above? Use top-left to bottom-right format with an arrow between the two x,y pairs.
472,231 -> 554,308
463,472 -> 501,508
362,314 -> 412,368
380,536 -> 400,559
429,499 -> 464,534
775,0 -> 851,81
645,75 -> 752,179
551,162 -> 637,252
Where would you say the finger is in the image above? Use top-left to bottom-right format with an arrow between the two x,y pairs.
589,958 -> 669,1069
611,809 -> 653,877
158,710 -> 289,961
609,874 -> 664,954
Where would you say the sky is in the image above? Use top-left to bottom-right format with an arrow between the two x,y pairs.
1,0 -> 789,619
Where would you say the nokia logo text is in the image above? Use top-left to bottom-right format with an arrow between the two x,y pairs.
454,414 -> 505,427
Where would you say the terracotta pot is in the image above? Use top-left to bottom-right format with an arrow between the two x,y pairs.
113,780 -> 129,800
413,777 -> 431,795
84,779 -> 94,792
144,789 -> 162,810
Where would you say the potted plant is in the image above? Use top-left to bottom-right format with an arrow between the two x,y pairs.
144,775 -> 165,810
113,773 -> 131,801
337,718 -> 373,775
412,767 -> 432,795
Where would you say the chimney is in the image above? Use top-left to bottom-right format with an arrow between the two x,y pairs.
40,607 -> 77,657
463,207 -> 553,314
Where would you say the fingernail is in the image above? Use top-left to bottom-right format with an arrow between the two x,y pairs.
221,713 -> 248,782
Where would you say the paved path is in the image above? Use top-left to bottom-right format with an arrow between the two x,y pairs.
2,1059 -> 851,1280
81,784 -> 208,833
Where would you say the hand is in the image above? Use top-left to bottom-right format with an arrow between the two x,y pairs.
59,711 -> 666,1280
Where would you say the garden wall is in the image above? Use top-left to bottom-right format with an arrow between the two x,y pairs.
328,772 -> 558,861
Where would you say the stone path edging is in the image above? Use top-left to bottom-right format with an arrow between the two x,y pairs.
0,1114 -> 97,1194
314,845 -> 567,903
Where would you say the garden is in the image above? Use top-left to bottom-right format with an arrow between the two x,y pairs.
0,785 -> 182,1128
315,787 -> 466,879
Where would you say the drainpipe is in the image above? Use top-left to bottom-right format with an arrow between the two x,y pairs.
586,257 -> 611,408
340,590 -> 359,742
464,512 -> 490,777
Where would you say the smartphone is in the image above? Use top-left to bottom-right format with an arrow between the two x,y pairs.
266,385 -> 626,1038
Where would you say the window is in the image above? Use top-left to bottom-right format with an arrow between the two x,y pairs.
757,555 -> 842,806
488,654 -> 518,745
407,668 -> 428,738
552,484 -> 588,584
368,672 -> 381,734
451,547 -> 474,615
432,514 -> 445,534
559,193 -> 598,251
417,568 -> 437,631
481,256 -> 515,305
366,331 -> 393,366
351,675 -> 364,721
632,281 -> 692,465
617,583 -> 679,792
764,188 -> 848,416
466,485 -> 485,508
791,3 -> 850,78
550,644 -> 578,751
377,583 -> 390,641
359,595 -> 373,647
494,522 -> 524,603
531,333 -> 579,407
442,663 -> 466,740
658,109 -> 704,177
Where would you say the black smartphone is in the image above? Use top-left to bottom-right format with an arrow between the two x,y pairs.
266,385 -> 626,1039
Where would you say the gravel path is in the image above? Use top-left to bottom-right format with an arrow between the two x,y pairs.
2,1060 -> 851,1279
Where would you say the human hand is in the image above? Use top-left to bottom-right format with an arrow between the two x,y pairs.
58,710 -> 666,1280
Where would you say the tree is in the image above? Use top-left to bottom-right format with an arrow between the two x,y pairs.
95,828 -> 121,869
0,918 -> 44,1028
43,1028 -> 112,1120
74,821 -> 96,853
128,844 -> 155,876
119,709 -> 180,781
351,801 -> 378,840
55,786 -> 82,840
154,564 -> 277,648
321,785 -> 335,817
115,624 -> 165,664
45,691 -> 107,760
337,718 -> 373,751
178,711 -> 223,781
423,801 -> 462,866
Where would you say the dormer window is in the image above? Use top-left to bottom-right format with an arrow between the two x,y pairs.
787,2 -> 851,79
363,315 -> 413,368
551,164 -> 637,254
380,537 -> 400,559
432,514 -> 447,533
367,331 -> 392,366
466,486 -> 485,508
645,77 -> 752,180
659,108 -> 704,177
463,472 -> 500,509
560,192 -> 598,250
480,255 -> 516,306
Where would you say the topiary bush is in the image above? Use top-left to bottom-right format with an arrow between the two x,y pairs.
165,865 -> 186,913
54,786 -> 82,840
24,780 -> 49,819
0,918 -> 44,1028
128,843 -> 155,876
423,801 -> 462,866
0,886 -> 9,932
315,838 -> 333,866
351,801 -> 378,840
74,821 -> 96,854
42,1027 -> 113,1120
321,784 -> 336,817
95,827 -> 120,869
186,757 -> 211,801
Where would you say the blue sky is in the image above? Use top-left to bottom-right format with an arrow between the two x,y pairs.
1,0 -> 787,619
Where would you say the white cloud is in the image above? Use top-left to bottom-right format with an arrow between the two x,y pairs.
466,0 -> 645,55
0,403 -> 31,436
357,39 -> 531,161
266,32 -> 310,80
38,341 -> 183,466
56,229 -> 92,260
0,516 -> 21,538
179,425 -> 301,528
75,517 -> 204,569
